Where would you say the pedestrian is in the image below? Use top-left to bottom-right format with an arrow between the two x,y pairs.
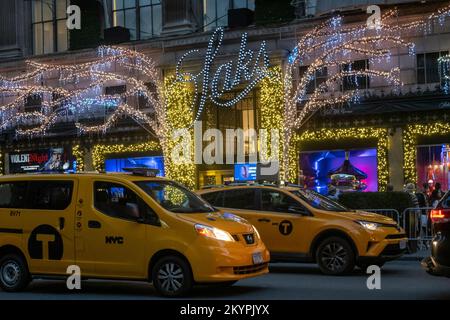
386,184 -> 394,192
428,179 -> 435,196
422,182 -> 431,202
404,183 -> 420,253
430,182 -> 444,207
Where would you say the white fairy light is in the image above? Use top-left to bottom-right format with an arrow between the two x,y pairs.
280,3 -> 450,181
175,27 -> 271,125
0,46 -> 166,141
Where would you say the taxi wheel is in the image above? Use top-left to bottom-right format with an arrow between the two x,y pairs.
152,255 -> 193,297
316,237 -> 355,275
0,254 -> 31,292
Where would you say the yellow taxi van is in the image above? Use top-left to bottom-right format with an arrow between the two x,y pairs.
197,185 -> 408,275
0,169 -> 269,296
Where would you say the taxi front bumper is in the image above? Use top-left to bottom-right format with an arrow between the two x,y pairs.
358,237 -> 408,264
185,238 -> 270,283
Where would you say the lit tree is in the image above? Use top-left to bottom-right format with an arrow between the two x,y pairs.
280,7 -> 450,182
0,46 -> 167,143
0,46 -> 197,186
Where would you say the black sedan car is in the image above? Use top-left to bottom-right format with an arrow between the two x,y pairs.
422,191 -> 450,277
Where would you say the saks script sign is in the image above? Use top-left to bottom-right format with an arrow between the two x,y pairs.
175,28 -> 271,122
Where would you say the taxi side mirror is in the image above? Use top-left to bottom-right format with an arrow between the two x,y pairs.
137,198 -> 161,226
137,214 -> 161,227
137,217 -> 146,224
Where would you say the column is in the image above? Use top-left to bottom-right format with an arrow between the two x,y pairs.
388,127 -> 405,190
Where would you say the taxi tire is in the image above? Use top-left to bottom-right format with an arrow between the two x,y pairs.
151,255 -> 193,297
316,237 -> 355,275
0,254 -> 31,292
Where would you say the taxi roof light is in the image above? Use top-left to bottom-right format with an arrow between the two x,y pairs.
123,167 -> 159,177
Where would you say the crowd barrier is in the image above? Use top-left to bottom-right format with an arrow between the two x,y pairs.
401,207 -> 434,251
363,209 -> 400,224
364,207 -> 434,252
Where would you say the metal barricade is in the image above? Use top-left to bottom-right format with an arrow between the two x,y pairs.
401,207 -> 434,252
363,209 -> 400,224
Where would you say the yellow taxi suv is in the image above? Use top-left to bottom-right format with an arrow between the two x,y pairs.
197,185 -> 408,275
0,169 -> 269,297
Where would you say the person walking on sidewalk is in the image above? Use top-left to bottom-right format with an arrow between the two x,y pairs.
430,182 -> 444,208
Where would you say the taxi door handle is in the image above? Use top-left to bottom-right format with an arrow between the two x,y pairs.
258,218 -> 271,223
59,217 -> 65,230
88,220 -> 102,229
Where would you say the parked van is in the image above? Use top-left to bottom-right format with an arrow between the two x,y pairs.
0,169 -> 269,296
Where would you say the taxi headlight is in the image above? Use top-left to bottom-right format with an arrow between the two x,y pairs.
194,224 -> 234,242
357,220 -> 379,231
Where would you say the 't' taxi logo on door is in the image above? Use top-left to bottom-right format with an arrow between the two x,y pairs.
279,220 -> 293,236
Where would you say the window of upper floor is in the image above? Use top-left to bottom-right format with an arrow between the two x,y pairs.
112,0 -> 162,40
416,51 -> 449,85
32,0 -> 70,55
298,66 -> 328,94
24,94 -> 43,112
203,0 -> 255,31
342,59 -> 370,91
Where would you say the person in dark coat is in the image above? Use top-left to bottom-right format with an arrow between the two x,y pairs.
430,182 -> 444,207
415,188 -> 430,249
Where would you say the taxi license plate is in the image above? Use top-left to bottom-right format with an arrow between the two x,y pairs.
252,252 -> 264,264
399,239 -> 407,250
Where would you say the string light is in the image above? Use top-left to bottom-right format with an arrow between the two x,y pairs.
92,141 -> 161,172
0,46 -> 166,141
163,75 -> 196,189
438,54 -> 450,93
175,27 -> 270,126
260,66 -> 284,174
72,145 -> 84,172
280,4 -> 450,181
403,123 -> 450,185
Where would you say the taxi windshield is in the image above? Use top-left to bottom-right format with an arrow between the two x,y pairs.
135,180 -> 215,214
290,189 -> 349,212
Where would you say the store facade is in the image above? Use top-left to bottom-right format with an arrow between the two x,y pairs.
1,3 -> 450,193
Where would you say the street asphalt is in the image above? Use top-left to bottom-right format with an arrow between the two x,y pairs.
0,260 -> 448,300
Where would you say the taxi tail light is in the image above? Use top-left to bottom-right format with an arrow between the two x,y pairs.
430,209 -> 450,223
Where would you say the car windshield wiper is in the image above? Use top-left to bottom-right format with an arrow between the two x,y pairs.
169,208 -> 194,213
169,207 -> 214,213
